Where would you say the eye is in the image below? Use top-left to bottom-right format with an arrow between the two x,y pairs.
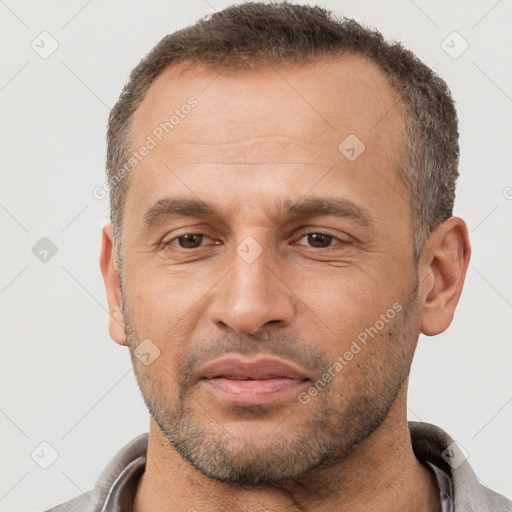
296,232 -> 343,249
164,233 -> 213,249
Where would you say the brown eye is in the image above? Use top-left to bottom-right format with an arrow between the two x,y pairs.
179,234 -> 204,248
166,234 -> 208,249
297,233 -> 337,248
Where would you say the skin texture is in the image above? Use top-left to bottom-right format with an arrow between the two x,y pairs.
100,55 -> 471,511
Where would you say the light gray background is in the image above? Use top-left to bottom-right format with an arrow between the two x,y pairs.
1,1 -> 511,510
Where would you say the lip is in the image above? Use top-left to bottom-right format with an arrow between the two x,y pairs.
197,356 -> 311,405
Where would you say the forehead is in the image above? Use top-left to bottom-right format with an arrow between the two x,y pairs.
130,54 -> 404,156
124,54 -> 407,229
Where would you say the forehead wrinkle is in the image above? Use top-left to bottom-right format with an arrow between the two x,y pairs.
159,135 -> 340,166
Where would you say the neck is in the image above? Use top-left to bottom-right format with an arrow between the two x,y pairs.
133,383 -> 441,512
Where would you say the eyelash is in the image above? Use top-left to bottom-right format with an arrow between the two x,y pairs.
162,231 -> 347,251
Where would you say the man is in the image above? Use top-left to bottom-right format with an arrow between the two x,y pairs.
46,2 -> 512,511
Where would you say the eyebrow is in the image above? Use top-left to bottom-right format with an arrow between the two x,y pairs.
142,196 -> 374,232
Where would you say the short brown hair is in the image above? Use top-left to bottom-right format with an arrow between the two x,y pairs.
106,2 -> 459,266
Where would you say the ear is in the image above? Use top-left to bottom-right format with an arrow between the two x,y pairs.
419,216 -> 471,336
99,224 -> 127,346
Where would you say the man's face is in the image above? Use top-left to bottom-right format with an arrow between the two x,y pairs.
118,56 -> 421,484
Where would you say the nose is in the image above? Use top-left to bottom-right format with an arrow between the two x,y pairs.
208,243 -> 295,335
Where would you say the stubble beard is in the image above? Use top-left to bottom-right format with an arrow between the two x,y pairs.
122,280 -> 420,488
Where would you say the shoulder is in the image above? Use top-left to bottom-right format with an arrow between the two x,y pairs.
42,433 -> 148,512
409,421 -> 512,511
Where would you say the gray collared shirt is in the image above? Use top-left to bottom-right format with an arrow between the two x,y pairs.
45,422 -> 512,511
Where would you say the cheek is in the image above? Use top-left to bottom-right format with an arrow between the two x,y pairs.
291,269 -> 397,338
124,267 -> 212,338
132,356 -> 182,413
122,275 -> 214,388
325,315 -> 414,396
297,281 -> 415,378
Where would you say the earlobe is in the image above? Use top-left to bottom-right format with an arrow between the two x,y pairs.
99,224 -> 127,346
419,217 -> 471,337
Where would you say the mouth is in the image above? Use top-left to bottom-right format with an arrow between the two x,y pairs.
197,356 -> 311,405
